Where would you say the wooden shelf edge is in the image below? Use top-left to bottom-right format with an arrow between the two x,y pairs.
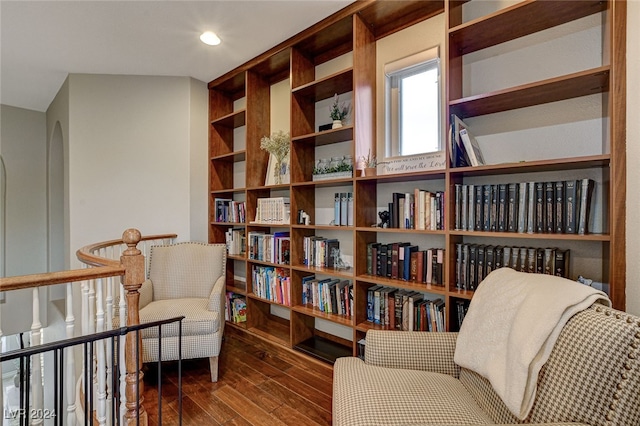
291,305 -> 353,326
448,230 -> 610,242
449,66 -> 610,118
448,154 -> 610,176
355,274 -> 447,294
211,109 -> 246,128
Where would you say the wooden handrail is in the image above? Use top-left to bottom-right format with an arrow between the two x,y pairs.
76,233 -> 177,268
0,266 -> 124,292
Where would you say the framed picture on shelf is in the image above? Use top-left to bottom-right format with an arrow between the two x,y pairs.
265,153 -> 290,186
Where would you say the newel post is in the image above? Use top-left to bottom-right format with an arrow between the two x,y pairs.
120,228 -> 148,426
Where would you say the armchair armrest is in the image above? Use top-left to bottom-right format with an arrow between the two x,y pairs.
139,279 -> 154,310
364,330 -> 460,377
207,275 -> 226,313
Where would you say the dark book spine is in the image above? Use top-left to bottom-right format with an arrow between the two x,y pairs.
490,184 -> 498,232
468,244 -> 477,291
379,244 -> 388,277
545,181 -> 555,233
461,244 -> 469,290
564,180 -> 578,234
455,184 -> 462,231
468,184 -> 475,232
554,249 -> 570,278
474,184 -> 483,231
410,251 -> 419,282
555,181 -> 564,233
482,184 -> 491,231
485,245 -> 494,277
456,243 -> 463,289
494,246 -> 503,269
477,245 -> 486,283
544,248 -> 555,275
498,184 -> 507,232
391,243 -> 399,280
578,179 -> 595,235
536,248 -> 545,274
461,185 -> 468,231
518,247 -> 527,273
507,183 -> 518,232
386,243 -> 393,278
535,182 -> 545,233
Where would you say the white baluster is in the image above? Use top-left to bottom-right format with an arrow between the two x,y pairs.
31,288 -> 44,425
95,278 -> 106,425
105,270 -> 114,425
80,278 -> 89,409
65,282 -> 76,426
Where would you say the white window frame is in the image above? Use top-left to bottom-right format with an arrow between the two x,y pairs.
384,46 -> 441,159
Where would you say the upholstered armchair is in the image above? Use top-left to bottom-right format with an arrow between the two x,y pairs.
137,242 -> 226,382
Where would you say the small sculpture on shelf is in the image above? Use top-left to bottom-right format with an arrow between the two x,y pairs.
378,210 -> 390,228
331,247 -> 350,270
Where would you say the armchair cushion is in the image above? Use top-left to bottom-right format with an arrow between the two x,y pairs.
139,298 -> 221,338
333,357 -> 493,425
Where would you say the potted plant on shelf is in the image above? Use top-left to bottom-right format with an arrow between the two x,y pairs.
359,150 -> 379,177
329,93 -> 350,129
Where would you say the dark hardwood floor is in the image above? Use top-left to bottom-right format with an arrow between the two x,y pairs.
142,326 -> 334,425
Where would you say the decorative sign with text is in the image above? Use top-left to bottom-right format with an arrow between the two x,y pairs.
378,151 -> 446,175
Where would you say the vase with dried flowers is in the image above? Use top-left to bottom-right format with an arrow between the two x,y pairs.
329,93 -> 350,129
260,130 -> 290,185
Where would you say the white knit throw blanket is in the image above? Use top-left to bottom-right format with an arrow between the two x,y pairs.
454,268 -> 610,420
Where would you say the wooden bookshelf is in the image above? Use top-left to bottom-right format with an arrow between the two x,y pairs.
208,0 -> 626,361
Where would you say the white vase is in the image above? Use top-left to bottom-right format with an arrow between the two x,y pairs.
332,120 -> 343,129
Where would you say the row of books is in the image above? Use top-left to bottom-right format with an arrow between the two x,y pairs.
366,242 -> 445,286
253,197 -> 290,224
225,292 -> 247,323
366,286 -> 446,332
387,190 -> 445,230
454,179 -> 594,235
302,236 -> 341,268
301,276 -> 353,317
225,228 -> 246,256
333,193 -> 354,226
214,198 -> 246,223
251,266 -> 291,305
247,231 -> 290,264
455,244 -> 570,291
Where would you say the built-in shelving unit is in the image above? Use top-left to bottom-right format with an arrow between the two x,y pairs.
208,0 -> 626,363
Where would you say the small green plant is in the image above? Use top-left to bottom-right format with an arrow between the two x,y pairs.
360,149 -> 378,168
329,94 -> 350,121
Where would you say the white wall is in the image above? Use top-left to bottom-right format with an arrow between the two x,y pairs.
0,104 -> 48,334
65,74 -> 203,267
626,0 -> 640,315
189,78 -> 209,243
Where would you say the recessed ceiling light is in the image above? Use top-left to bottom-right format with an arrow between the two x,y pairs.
200,31 -> 221,46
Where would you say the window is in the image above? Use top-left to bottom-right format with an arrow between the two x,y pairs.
385,46 -> 441,158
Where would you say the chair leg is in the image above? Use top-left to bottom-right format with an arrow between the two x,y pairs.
209,356 -> 219,382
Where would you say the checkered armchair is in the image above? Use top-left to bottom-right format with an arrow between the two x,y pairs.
138,242 -> 226,382
333,304 -> 640,425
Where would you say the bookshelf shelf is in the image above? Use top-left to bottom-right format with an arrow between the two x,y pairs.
448,0 -> 606,56
290,264 -> 354,279
291,177 -> 354,188
448,231 -> 610,242
448,155 -> 611,176
292,68 -> 354,101
291,305 -> 353,326
292,126 -> 354,147
449,66 -> 610,118
211,109 -> 246,128
356,274 -> 448,296
209,0 -> 625,364
211,150 -> 246,163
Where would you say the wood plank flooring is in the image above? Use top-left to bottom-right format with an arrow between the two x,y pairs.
142,326 -> 334,425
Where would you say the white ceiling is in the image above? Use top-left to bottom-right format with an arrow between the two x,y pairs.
0,0 -> 353,112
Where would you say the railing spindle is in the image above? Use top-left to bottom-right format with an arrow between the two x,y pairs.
31,288 -> 44,425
